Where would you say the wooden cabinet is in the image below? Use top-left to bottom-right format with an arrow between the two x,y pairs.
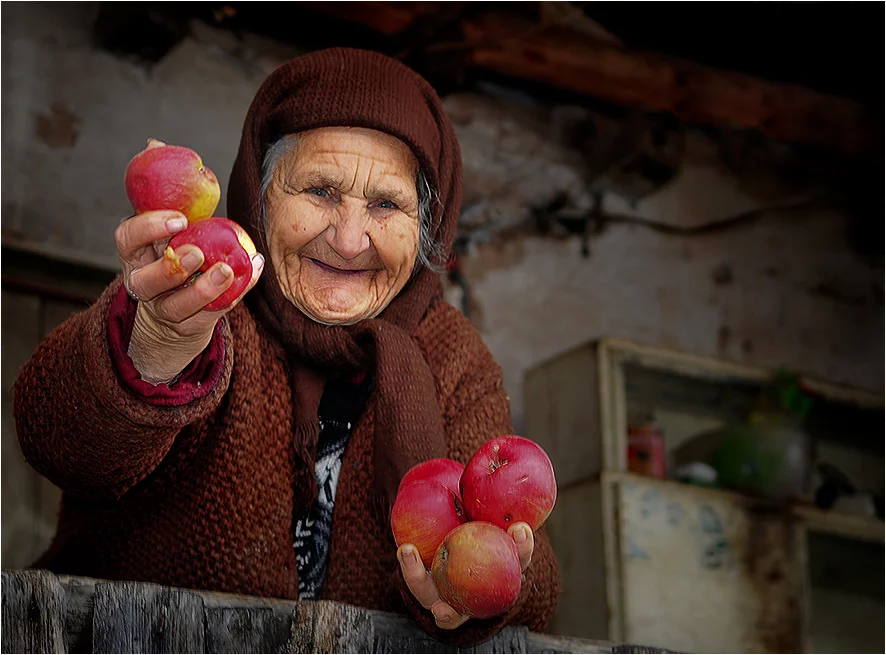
795,508 -> 885,653
525,338 -> 884,653
1,246 -> 115,568
612,475 -> 801,653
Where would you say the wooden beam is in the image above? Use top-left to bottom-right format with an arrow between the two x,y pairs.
305,1 -> 431,36
462,13 -> 880,157
305,3 -> 880,158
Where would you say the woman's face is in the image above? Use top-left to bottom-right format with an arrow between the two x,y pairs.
264,127 -> 421,326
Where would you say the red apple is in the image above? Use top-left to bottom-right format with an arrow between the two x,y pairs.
125,138 -> 220,222
460,435 -> 557,531
166,217 -> 256,311
398,458 -> 465,495
391,477 -> 466,569
431,521 -> 522,619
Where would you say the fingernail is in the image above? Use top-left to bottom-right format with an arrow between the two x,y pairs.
166,217 -> 188,233
400,545 -> 417,565
211,264 -> 232,286
515,527 -> 528,544
434,610 -> 452,624
254,253 -> 265,271
181,249 -> 202,270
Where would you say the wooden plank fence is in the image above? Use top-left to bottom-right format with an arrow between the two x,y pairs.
1,569 -> 673,654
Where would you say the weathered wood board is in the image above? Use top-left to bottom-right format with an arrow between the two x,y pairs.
0,569 -> 675,654
1,569 -> 67,654
204,606 -> 292,654
92,582 -> 205,653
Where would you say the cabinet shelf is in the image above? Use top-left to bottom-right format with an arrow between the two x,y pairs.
525,337 -> 884,653
792,503 -> 883,543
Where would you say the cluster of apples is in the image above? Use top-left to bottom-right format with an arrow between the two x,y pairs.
124,139 -> 257,311
391,435 -> 557,620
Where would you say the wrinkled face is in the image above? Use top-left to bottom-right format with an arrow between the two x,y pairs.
265,127 -> 420,325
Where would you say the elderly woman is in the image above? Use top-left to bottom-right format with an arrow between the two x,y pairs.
13,48 -> 559,645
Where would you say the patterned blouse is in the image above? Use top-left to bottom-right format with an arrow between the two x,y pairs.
293,375 -> 370,600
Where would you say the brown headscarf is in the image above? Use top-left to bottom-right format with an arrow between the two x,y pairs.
227,48 -> 462,513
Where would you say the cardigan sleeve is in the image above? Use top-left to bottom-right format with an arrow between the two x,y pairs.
394,328 -> 561,647
107,281 -> 227,406
12,277 -> 234,500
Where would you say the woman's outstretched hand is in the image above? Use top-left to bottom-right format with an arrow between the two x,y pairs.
397,522 -> 534,630
115,209 -> 263,383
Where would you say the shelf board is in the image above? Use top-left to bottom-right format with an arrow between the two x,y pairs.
599,336 -> 885,409
793,504 -> 884,543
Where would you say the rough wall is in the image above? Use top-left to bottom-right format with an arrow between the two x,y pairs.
1,2 -> 302,268
440,93 -> 883,432
456,211 -> 883,433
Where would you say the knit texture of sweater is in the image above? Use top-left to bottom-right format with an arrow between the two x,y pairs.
13,279 -> 561,646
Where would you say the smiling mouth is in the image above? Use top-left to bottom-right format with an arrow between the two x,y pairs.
307,257 -> 371,276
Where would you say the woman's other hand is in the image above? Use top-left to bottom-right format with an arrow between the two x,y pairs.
397,522 -> 534,630
115,210 -> 264,383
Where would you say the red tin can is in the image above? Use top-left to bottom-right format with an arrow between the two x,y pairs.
627,423 -> 666,479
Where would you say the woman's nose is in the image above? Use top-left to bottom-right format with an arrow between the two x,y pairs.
326,207 -> 371,261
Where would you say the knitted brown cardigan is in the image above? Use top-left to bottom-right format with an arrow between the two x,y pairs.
13,49 -> 561,646
15,282 -> 560,645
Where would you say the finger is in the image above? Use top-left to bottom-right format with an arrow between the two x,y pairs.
430,601 -> 470,630
508,522 -> 534,571
115,210 -> 188,261
246,253 -> 265,292
200,253 -> 265,316
397,545 -> 440,610
127,245 -> 205,303
152,262 -> 235,323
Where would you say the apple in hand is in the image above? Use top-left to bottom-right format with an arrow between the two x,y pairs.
391,475 -> 466,569
125,138 -> 220,222
392,459 -> 466,568
398,458 -> 465,495
167,217 -> 257,311
431,521 -> 522,619
460,435 -> 557,532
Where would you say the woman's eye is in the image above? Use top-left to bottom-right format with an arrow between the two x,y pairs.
307,187 -> 330,198
376,200 -> 398,210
